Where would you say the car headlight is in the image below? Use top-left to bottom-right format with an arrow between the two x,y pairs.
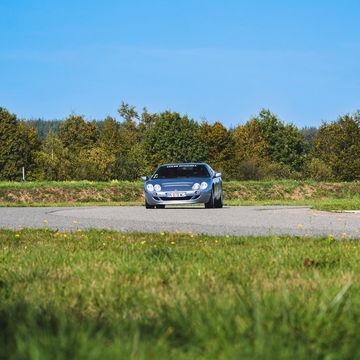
146,184 -> 154,192
200,182 -> 208,190
192,183 -> 200,190
154,184 -> 161,191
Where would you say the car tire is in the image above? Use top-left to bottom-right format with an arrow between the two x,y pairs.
215,193 -> 223,208
156,205 -> 165,209
145,200 -> 155,209
205,190 -> 215,208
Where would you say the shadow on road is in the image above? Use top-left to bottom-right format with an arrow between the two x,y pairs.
152,206 -> 230,210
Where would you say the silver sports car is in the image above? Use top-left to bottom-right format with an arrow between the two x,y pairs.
141,163 -> 223,209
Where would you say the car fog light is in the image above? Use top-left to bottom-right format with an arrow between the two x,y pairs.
192,183 -> 200,190
195,190 -> 200,195
200,182 -> 208,190
154,184 -> 161,191
146,184 -> 154,192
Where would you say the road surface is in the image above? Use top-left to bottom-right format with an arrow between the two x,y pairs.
0,206 -> 359,238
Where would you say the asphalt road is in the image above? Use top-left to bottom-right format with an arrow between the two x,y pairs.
0,206 -> 359,238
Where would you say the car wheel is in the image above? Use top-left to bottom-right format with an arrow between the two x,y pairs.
215,193 -> 223,208
156,205 -> 165,209
145,200 -> 155,209
205,190 -> 215,208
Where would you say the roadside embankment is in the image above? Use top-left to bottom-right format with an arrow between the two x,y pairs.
0,180 -> 359,210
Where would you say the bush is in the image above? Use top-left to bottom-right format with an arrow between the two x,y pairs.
304,158 -> 334,181
232,159 -> 301,181
262,162 -> 302,180
235,158 -> 264,180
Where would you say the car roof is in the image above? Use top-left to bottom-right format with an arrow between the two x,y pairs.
160,163 -> 208,167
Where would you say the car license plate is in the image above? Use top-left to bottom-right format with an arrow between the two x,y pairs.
167,192 -> 186,198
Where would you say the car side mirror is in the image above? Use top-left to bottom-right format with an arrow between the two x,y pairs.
214,172 -> 222,178
141,176 -> 148,181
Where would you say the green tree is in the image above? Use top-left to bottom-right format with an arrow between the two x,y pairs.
77,146 -> 117,181
99,116 -> 122,152
0,107 -> 40,180
312,112 -> 360,181
24,119 -> 62,139
253,109 -> 308,171
34,132 -> 73,180
77,116 -> 123,180
17,122 -> 42,179
303,157 -> 334,181
116,143 -> 149,180
233,119 -> 269,162
301,126 -> 318,148
138,107 -> 158,137
118,102 -> 139,125
60,114 -> 99,153
117,103 -> 141,155
230,119 -> 270,179
143,111 -> 206,169
198,121 -> 234,174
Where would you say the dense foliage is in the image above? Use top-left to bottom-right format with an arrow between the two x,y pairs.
1,105 -> 359,181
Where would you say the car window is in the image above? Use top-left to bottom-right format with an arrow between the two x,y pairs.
152,165 -> 210,179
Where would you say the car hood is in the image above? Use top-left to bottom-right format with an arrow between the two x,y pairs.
148,178 -> 210,190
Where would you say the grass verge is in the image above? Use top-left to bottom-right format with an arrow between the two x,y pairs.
0,180 -> 359,210
1,229 -> 360,359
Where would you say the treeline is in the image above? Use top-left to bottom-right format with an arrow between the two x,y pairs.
1,104 -> 359,181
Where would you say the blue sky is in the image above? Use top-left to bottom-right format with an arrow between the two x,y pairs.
1,0 -> 359,128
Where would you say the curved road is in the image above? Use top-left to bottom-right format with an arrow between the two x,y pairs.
0,206 -> 359,238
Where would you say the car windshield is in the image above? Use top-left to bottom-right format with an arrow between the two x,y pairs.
152,165 -> 210,179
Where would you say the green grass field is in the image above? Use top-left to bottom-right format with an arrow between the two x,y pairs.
1,229 -> 360,359
0,180 -> 359,210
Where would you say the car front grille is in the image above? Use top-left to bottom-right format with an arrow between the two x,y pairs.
159,196 -> 193,201
161,182 -> 193,189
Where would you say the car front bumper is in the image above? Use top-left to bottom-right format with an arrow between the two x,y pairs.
144,188 -> 212,206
